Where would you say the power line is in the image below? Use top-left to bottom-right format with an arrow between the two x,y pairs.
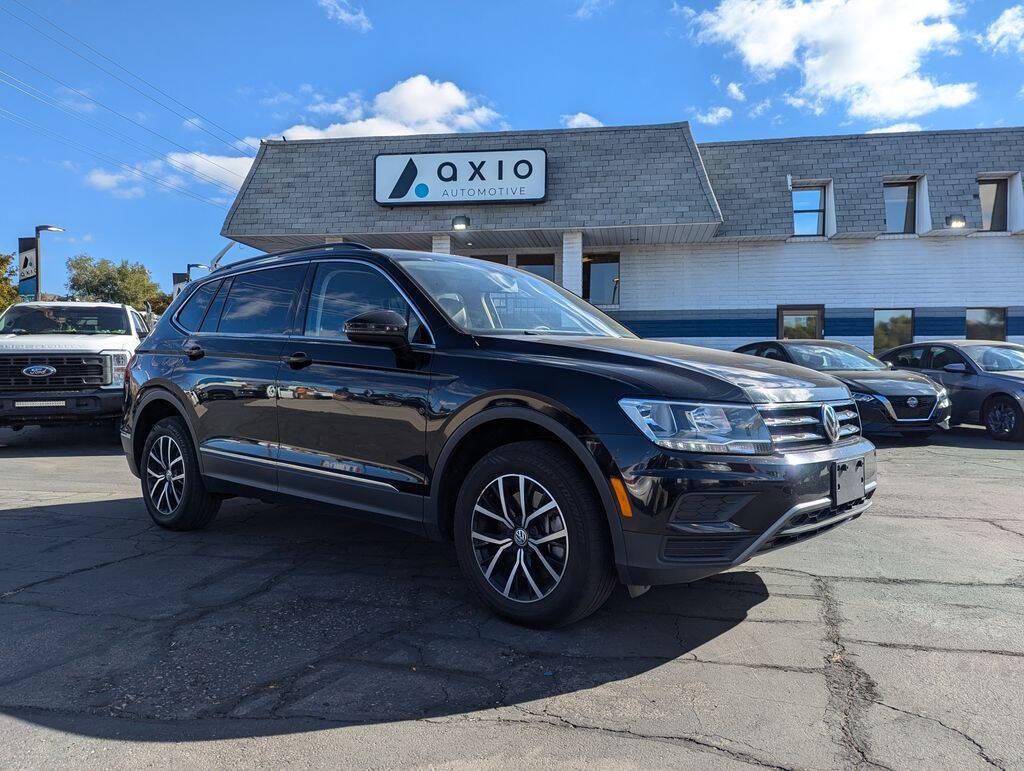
0,1 -> 258,157
0,107 -> 228,208
0,46 -> 249,182
0,69 -> 240,195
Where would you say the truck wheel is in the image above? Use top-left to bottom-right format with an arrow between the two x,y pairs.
983,396 -> 1024,441
141,416 -> 220,530
453,440 -> 616,628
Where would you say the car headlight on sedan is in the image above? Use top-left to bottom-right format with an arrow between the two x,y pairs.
618,398 -> 772,455
850,391 -> 876,404
936,387 -> 951,408
102,350 -> 131,388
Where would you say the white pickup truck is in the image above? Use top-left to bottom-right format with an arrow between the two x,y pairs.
0,301 -> 150,430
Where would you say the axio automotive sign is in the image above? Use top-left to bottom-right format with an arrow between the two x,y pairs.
375,149 -> 546,205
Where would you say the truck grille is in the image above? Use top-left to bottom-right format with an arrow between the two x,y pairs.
0,354 -> 108,391
757,401 -> 861,450
889,395 -> 936,420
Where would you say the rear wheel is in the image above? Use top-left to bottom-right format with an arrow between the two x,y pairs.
983,396 -> 1024,441
453,440 -> 616,627
141,416 -> 220,530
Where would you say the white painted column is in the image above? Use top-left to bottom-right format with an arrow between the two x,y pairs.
560,232 -> 583,296
508,253 -> 518,268
431,235 -> 451,254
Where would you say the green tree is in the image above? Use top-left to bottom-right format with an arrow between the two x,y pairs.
148,291 -> 174,314
66,254 -> 161,309
0,252 -> 18,312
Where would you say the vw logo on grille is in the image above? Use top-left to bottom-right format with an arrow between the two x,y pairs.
22,365 -> 56,378
906,396 -> 919,408
821,404 -> 841,443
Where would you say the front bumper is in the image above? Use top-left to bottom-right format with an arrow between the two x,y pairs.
0,388 -> 123,427
857,398 -> 951,435
597,434 -> 877,586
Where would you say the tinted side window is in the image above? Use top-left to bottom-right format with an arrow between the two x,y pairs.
928,346 -> 967,370
130,310 -> 147,335
199,279 -> 231,333
887,346 -> 926,369
218,266 -> 305,335
304,262 -> 426,343
176,280 -> 220,332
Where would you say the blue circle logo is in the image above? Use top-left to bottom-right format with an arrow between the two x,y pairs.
414,183 -> 429,198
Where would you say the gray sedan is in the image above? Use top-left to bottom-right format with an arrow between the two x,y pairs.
879,340 -> 1024,441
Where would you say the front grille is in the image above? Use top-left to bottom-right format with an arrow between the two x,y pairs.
663,534 -> 752,562
889,395 -> 936,420
0,354 -> 108,391
758,400 -> 861,450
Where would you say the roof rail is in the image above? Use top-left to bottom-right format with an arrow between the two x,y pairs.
210,241 -> 375,272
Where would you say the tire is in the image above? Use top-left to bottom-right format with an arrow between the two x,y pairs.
983,395 -> 1024,442
453,440 -> 616,628
140,416 -> 221,530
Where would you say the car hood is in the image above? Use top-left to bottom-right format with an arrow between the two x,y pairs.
479,335 -> 850,404
982,370 -> 1024,387
828,368 -> 941,396
0,334 -> 136,353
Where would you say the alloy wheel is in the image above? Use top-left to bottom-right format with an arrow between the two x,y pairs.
147,435 -> 185,516
470,474 -> 569,603
986,401 -> 1017,437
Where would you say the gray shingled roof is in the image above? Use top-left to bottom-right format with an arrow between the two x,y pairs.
698,127 -> 1024,238
221,123 -> 722,252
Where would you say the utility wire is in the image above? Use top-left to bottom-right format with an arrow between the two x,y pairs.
0,107 -> 227,208
0,46 -> 248,182
0,69 -> 240,195
0,2 -> 258,157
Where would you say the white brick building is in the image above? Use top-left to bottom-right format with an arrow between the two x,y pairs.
223,123 -> 1024,350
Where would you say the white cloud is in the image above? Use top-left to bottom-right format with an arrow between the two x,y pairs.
783,92 -> 825,115
316,0 -> 371,32
307,92 -> 363,118
575,0 -> 613,19
165,153 -> 256,190
683,0 -> 976,121
560,112 -> 603,128
866,122 -> 923,133
711,73 -> 721,87
748,97 -> 771,117
694,105 -> 733,125
182,117 -> 203,131
981,5 -> 1024,54
726,81 -> 746,101
85,169 -> 144,199
56,86 -> 96,113
260,90 -> 296,107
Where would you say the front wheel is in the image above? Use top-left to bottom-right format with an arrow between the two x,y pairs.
141,416 -> 221,530
983,396 -> 1024,441
453,440 -> 616,628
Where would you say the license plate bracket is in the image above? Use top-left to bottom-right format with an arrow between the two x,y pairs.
833,457 -> 866,507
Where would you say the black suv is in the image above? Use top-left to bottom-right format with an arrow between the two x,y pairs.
121,245 -> 877,627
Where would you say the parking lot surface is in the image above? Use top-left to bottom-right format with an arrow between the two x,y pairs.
0,425 -> 1021,769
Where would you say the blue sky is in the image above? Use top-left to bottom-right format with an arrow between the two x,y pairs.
1,0 -> 1022,292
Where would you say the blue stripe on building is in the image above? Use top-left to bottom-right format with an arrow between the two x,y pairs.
915,315 -> 966,337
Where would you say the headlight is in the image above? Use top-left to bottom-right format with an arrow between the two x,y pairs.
936,387 -> 950,408
618,398 -> 772,455
851,392 -> 876,403
102,350 -> 130,388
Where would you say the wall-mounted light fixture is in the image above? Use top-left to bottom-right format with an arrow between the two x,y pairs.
945,214 -> 966,228
452,216 -> 470,231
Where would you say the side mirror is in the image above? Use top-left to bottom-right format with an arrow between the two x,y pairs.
943,362 -> 968,373
344,309 -> 408,349
884,361 -> 894,369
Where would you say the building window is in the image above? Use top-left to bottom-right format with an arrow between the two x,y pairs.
874,309 -> 913,352
583,254 -> 619,305
792,187 -> 826,236
777,305 -> 823,339
472,255 -> 508,265
517,254 -> 555,281
883,182 -> 916,234
978,179 -> 1008,232
966,308 -> 1007,341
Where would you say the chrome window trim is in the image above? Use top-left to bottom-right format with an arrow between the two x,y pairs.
200,446 -> 399,491
305,257 -> 436,347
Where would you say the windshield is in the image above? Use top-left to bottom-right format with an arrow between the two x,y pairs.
0,305 -> 131,335
393,255 -> 634,338
786,343 -> 886,371
962,344 -> 1024,372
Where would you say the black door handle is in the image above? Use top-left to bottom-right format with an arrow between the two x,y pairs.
285,351 -> 312,369
183,342 -> 204,360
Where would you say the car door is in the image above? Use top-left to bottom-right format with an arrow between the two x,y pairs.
922,345 -> 983,423
174,263 -> 308,492
275,259 -> 433,531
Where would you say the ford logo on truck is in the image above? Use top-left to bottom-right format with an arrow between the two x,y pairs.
22,365 -> 56,378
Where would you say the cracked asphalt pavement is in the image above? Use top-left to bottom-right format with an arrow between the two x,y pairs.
0,425 -> 1021,769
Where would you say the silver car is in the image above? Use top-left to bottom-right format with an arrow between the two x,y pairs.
880,340 -> 1024,441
